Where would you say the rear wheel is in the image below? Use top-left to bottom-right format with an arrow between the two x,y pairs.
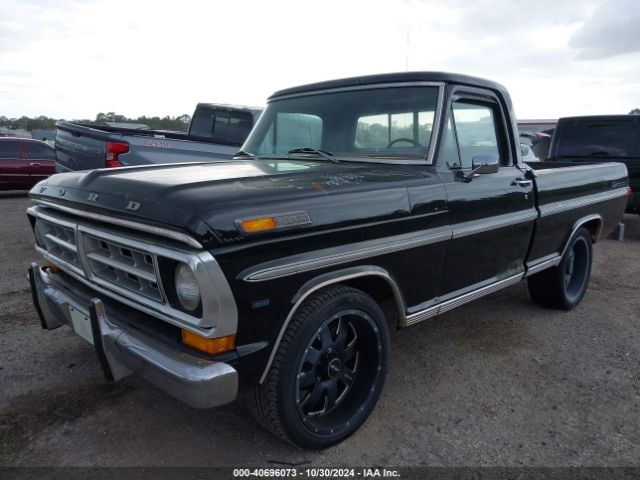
528,227 -> 593,310
250,285 -> 389,449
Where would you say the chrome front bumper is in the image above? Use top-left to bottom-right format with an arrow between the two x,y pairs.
28,262 -> 238,409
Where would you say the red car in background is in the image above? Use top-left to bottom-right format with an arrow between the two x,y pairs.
0,138 -> 56,190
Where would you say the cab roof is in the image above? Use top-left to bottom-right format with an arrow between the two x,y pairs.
269,71 -> 509,100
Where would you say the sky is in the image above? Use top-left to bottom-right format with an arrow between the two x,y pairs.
1,0 -> 639,120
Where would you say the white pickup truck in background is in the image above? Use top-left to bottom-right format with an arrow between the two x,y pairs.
54,103 -> 262,172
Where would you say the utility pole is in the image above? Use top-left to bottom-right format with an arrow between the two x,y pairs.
405,31 -> 410,71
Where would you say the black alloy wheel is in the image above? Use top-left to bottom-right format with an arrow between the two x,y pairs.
295,309 -> 382,436
250,285 -> 389,449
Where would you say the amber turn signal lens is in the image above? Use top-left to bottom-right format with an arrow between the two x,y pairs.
181,330 -> 236,355
45,261 -> 60,273
240,217 -> 277,233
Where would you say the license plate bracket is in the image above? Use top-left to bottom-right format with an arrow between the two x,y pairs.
69,305 -> 94,345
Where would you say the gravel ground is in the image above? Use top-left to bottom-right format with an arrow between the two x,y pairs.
0,191 -> 638,467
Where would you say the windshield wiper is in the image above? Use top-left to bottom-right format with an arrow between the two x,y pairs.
288,147 -> 340,164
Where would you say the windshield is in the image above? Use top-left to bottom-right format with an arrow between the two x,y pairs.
241,86 -> 440,160
556,119 -> 639,158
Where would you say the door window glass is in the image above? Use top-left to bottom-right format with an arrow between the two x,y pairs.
23,142 -> 55,160
0,140 -> 20,158
452,101 -> 500,168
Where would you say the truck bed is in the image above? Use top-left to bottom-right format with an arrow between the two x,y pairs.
526,161 -> 628,271
55,121 -> 241,172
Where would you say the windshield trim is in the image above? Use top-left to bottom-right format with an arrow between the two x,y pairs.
261,81 -> 446,166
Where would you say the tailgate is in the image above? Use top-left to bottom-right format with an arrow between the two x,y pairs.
55,123 -> 108,172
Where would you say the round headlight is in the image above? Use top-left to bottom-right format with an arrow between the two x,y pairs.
174,263 -> 201,312
34,221 -> 46,248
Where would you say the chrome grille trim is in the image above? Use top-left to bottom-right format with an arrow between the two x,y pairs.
44,233 -> 77,253
27,205 -> 238,337
34,212 -> 80,268
33,199 -> 203,248
82,232 -> 162,302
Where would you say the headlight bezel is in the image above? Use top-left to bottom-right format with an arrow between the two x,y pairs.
158,257 -> 203,317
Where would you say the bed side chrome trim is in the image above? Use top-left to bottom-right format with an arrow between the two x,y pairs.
525,253 -> 562,277
32,200 -> 203,249
539,187 -> 628,217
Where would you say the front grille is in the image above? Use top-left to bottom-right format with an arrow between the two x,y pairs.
32,210 -> 166,306
83,233 -> 163,302
28,203 -> 238,333
35,218 -> 80,267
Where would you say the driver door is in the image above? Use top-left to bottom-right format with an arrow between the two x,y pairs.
437,91 -> 537,300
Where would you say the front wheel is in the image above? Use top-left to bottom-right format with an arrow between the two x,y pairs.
528,227 -> 593,310
250,285 -> 389,449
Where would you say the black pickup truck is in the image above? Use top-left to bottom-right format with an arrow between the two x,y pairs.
27,72 -> 628,449
547,115 -> 639,214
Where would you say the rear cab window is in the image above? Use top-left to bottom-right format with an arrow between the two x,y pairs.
556,119 -> 639,159
189,107 -> 254,144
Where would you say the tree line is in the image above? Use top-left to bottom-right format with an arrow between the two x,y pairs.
0,112 -> 192,132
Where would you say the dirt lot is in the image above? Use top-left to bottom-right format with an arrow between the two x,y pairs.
1,191 -> 639,467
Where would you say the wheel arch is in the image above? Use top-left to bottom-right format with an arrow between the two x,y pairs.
561,214 -> 603,259
258,265 -> 406,384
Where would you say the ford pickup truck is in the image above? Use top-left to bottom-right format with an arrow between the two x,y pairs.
55,103 -> 262,172
27,72 -> 628,449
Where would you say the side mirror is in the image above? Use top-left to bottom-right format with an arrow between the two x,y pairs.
471,155 -> 499,174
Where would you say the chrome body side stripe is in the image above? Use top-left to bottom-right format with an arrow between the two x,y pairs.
539,187 -> 628,217
452,210 -> 537,239
240,226 -> 452,282
242,209 -> 539,282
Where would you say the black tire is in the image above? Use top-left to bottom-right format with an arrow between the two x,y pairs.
527,227 -> 593,310
250,285 -> 389,449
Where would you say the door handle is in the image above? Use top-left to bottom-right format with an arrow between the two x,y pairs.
30,162 -> 41,167
512,178 -> 532,188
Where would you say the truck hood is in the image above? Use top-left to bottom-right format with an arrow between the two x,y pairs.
30,159 -> 434,248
